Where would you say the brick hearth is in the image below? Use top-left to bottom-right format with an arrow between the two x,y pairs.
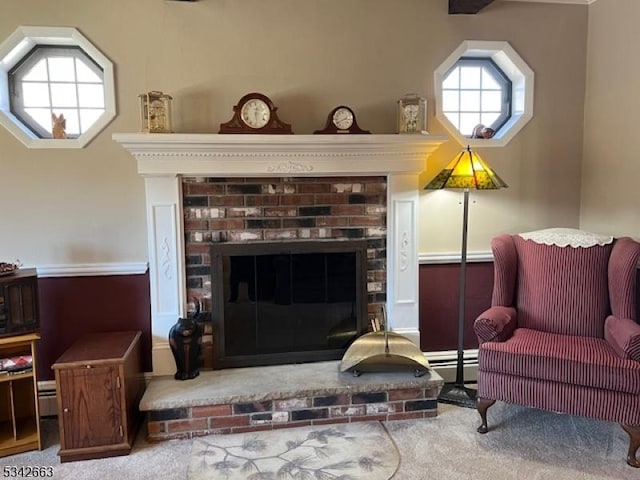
141,361 -> 444,441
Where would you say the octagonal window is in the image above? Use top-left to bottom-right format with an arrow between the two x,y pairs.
0,26 -> 115,149
435,41 -> 534,148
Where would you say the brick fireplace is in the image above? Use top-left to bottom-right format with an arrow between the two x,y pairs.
113,132 -> 447,376
183,175 -> 387,368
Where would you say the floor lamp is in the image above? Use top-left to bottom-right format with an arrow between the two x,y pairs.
424,145 -> 507,408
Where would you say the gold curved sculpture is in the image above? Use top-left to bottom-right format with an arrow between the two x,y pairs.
340,307 -> 430,377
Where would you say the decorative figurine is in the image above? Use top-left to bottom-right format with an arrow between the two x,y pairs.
168,299 -> 203,380
471,123 -> 496,139
52,113 -> 67,139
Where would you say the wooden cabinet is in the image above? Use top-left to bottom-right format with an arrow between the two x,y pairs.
0,268 -> 39,338
52,331 -> 144,463
0,333 -> 41,458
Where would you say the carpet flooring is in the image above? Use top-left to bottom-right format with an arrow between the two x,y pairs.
2,403 -> 638,479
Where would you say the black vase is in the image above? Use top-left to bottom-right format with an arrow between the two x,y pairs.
168,315 -> 202,380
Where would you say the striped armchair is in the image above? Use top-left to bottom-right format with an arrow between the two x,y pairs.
474,229 -> 640,467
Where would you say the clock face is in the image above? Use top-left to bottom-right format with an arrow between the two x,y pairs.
332,107 -> 354,130
240,99 -> 271,129
403,105 -> 419,122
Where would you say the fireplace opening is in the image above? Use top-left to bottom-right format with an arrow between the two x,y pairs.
211,239 -> 369,369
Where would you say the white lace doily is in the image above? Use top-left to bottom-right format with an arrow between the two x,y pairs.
518,228 -> 613,248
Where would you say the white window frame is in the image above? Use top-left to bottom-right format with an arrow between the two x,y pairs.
0,26 -> 116,149
434,40 -> 534,148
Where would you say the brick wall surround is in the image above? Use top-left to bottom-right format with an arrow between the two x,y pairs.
182,175 -> 388,320
146,386 -> 440,441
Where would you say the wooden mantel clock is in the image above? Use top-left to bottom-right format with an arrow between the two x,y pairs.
314,105 -> 370,134
219,92 -> 292,134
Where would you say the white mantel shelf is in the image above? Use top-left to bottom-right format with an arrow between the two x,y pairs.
112,133 -> 448,177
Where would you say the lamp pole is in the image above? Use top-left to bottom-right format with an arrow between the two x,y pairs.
438,187 -> 477,408
456,188 -> 469,386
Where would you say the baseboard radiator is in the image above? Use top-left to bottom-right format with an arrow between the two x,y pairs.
37,380 -> 58,417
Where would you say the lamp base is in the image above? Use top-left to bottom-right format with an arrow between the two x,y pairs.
437,383 -> 477,409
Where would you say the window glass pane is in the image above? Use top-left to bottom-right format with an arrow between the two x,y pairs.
56,108 -> 79,135
460,66 -> 481,89
481,112 -> 500,127
79,109 -> 103,131
47,57 -> 76,82
24,108 -> 52,132
76,60 -> 102,83
23,59 -> 48,81
460,113 -> 481,136
22,82 -> 50,107
481,68 -> 501,89
50,83 -> 78,108
11,47 -> 108,138
481,91 -> 503,111
78,84 -> 105,108
442,91 -> 459,111
442,67 -> 460,89
444,112 -> 460,130
460,90 -> 480,112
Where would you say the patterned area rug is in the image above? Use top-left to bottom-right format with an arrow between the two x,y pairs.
188,421 -> 400,480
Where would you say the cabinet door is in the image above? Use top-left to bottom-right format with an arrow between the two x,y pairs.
2,281 -> 38,334
58,365 -> 123,449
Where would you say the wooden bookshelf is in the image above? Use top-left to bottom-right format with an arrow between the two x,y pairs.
0,333 -> 41,458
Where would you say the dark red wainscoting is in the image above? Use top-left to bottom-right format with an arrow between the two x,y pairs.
36,273 -> 152,381
419,262 -> 494,352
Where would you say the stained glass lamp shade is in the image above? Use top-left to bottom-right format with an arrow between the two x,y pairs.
425,146 -> 507,191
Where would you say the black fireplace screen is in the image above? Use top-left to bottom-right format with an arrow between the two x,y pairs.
210,240 -> 368,369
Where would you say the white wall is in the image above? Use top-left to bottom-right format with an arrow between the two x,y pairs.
0,0 -> 589,266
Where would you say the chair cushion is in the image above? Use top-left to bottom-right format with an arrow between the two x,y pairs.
513,236 -> 613,337
478,328 -> 640,395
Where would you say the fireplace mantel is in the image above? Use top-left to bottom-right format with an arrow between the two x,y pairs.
113,132 -> 447,376
112,133 -> 447,176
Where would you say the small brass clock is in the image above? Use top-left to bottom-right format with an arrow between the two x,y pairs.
397,93 -> 427,134
314,105 -> 370,134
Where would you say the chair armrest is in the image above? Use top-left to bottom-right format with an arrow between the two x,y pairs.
474,306 -> 517,344
605,315 -> 640,361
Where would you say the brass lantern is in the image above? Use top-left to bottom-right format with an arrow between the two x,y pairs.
139,91 -> 173,133
397,93 -> 427,134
